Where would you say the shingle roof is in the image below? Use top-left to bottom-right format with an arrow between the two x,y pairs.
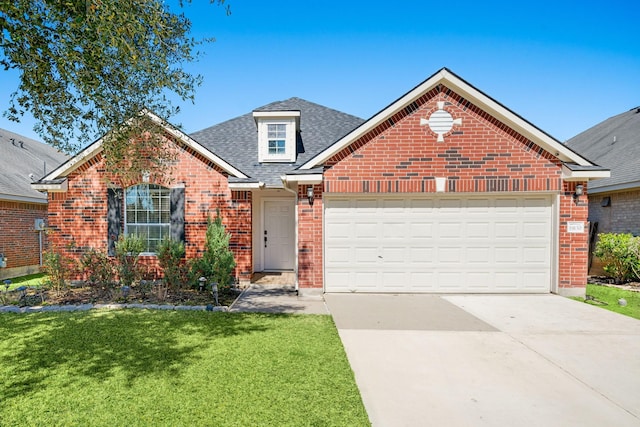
190,97 -> 364,187
0,128 -> 69,202
565,107 -> 640,191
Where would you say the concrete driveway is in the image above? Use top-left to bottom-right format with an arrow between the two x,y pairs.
325,294 -> 640,427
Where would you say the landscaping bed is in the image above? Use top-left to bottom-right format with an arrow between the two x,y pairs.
1,273 -> 240,308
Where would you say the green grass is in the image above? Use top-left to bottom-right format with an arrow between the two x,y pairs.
0,311 -> 369,426
573,283 -> 640,320
2,273 -> 48,290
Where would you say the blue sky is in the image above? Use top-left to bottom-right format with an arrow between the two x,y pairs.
1,0 -> 638,149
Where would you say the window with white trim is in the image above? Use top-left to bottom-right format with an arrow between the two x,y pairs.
253,111 -> 299,163
267,124 -> 287,155
125,184 -> 170,253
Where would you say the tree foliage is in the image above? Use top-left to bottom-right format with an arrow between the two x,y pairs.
0,0 -> 228,176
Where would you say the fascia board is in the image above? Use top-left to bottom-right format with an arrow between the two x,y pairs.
31,179 -> 68,193
228,182 -> 265,190
252,111 -> 301,118
281,174 -> 323,185
299,70 -> 448,170
561,165 -> 611,181
439,74 -> 592,166
43,111 -> 248,181
145,112 -> 248,178
0,193 -> 48,204
301,69 -> 594,169
587,181 -> 640,194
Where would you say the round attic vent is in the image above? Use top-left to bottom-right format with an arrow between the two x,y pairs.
428,109 -> 454,135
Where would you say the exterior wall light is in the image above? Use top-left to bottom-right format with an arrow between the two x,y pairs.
307,186 -> 314,205
574,184 -> 584,200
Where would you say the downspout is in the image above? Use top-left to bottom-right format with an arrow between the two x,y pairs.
280,176 -> 299,292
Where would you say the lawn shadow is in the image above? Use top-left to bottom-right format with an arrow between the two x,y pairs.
0,311 -> 271,402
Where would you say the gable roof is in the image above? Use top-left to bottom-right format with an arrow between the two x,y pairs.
190,97 -> 364,187
300,68 -> 604,178
565,107 -> 640,193
0,128 -> 68,203
34,110 -> 248,188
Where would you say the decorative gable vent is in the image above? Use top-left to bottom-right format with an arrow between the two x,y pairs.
253,110 -> 300,163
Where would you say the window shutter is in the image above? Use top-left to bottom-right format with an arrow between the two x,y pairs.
107,188 -> 121,256
170,187 -> 185,244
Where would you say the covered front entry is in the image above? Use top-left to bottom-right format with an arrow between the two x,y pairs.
324,194 -> 554,293
263,199 -> 295,270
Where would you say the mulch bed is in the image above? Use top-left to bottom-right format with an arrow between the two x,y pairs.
2,282 -> 241,308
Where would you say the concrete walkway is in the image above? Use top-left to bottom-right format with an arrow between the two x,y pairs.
230,284 -> 328,314
325,294 -> 640,427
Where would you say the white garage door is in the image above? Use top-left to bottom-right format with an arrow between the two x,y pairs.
324,194 -> 554,293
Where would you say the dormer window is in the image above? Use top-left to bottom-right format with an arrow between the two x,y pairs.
253,110 -> 300,163
268,124 -> 287,155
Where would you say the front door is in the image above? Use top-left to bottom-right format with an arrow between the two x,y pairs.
264,200 -> 295,270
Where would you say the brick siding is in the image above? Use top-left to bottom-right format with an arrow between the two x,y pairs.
0,200 -> 48,277
47,136 -> 252,283
587,188 -> 640,275
297,85 -> 589,293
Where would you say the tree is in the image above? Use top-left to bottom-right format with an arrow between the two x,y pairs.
0,0 -> 228,177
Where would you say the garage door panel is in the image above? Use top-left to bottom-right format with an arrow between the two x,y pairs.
409,222 -> 434,238
439,222 -> 463,238
325,195 -> 552,293
382,222 -> 406,238
381,247 -> 406,263
494,222 -> 519,238
355,247 -> 377,264
409,247 -> 435,263
467,247 -> 491,264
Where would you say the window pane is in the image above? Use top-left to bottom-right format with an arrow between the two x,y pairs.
124,184 -> 171,252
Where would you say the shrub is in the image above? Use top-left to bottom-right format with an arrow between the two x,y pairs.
80,249 -> 115,298
115,234 -> 145,287
157,238 -> 188,291
190,213 -> 236,290
594,233 -> 640,283
42,249 -> 75,295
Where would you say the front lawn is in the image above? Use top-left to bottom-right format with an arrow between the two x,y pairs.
2,272 -> 47,290
573,283 -> 640,320
0,311 -> 369,426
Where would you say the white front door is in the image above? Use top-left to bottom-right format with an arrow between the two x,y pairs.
264,200 -> 295,270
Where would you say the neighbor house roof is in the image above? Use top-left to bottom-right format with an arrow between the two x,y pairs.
565,107 -> 640,193
0,128 -> 68,203
300,68 -> 608,182
190,97 -> 365,187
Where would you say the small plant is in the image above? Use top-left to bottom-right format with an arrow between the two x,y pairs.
157,238 -> 188,291
115,234 -> 145,288
42,249 -> 75,295
594,233 -> 640,283
80,248 -> 115,299
190,213 -> 236,292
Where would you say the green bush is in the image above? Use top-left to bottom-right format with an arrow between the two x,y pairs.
42,249 -> 75,295
594,233 -> 640,283
190,213 -> 236,290
157,238 -> 188,290
80,249 -> 115,298
115,234 -> 145,287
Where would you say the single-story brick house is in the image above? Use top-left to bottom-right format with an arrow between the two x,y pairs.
565,106 -> 640,273
0,128 -> 68,280
33,68 -> 608,296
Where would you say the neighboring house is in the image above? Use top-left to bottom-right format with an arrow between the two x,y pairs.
0,129 -> 68,280
32,68 -> 608,296
565,107 -> 640,273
